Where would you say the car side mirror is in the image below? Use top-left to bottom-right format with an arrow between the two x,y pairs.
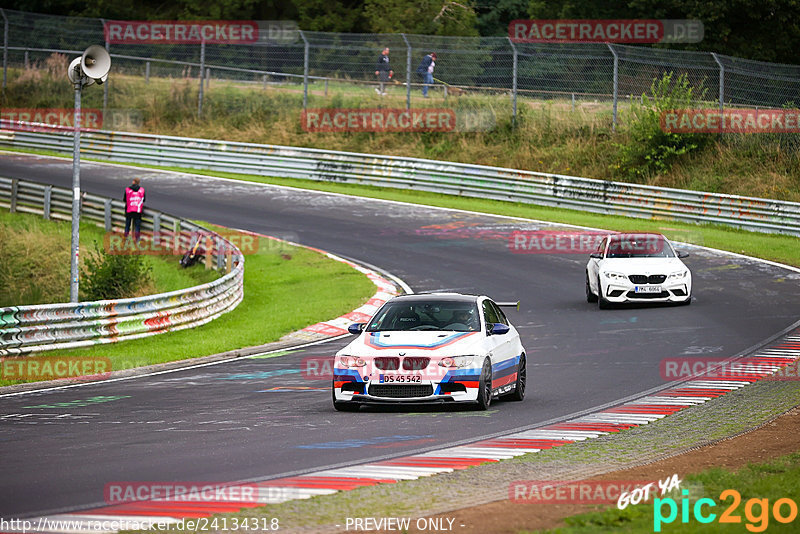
589,252 -> 603,259
489,323 -> 510,336
676,250 -> 689,258
347,323 -> 364,335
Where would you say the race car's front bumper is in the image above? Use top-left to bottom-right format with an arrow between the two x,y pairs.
600,279 -> 691,303
333,367 -> 481,404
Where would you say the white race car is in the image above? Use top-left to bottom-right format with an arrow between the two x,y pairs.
332,293 -> 526,411
586,233 -> 692,308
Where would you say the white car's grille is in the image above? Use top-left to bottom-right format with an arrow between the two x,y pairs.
628,274 -> 666,284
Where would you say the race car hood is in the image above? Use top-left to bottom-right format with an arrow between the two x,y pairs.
339,330 -> 483,357
599,257 -> 687,275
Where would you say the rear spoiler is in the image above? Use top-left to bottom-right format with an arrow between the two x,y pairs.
496,301 -> 520,310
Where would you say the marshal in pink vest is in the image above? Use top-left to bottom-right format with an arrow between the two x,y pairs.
125,187 -> 145,213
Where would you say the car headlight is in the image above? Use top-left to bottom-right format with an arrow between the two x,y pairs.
603,271 -> 627,281
338,355 -> 367,368
438,355 -> 476,368
668,270 -> 688,279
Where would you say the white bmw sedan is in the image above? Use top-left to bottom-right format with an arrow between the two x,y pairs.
586,233 -> 692,308
332,293 -> 526,411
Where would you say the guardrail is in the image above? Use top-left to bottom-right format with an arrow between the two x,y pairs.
2,126 -> 800,236
0,176 -> 244,356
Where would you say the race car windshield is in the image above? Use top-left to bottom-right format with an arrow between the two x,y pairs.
606,236 -> 675,258
366,301 -> 480,332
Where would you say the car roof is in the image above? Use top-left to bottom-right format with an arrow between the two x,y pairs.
387,293 -> 481,303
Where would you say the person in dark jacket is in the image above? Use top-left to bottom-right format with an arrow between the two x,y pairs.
123,177 -> 145,242
375,47 -> 393,95
416,52 -> 436,97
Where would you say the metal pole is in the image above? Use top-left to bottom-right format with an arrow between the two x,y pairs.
1,9 -> 8,90
711,52 -> 724,115
507,37 -> 518,124
198,39 -> 205,118
607,43 -> 618,132
145,61 -> 150,83
101,19 -> 109,117
70,79 -> 83,302
299,30 -> 309,109
401,33 -> 411,110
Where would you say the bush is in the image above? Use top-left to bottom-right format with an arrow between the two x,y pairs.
81,241 -> 153,301
614,72 -> 713,180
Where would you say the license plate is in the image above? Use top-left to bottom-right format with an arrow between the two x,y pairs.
634,285 -> 662,293
379,374 -> 421,383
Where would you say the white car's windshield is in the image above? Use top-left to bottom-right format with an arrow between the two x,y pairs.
606,235 -> 675,259
367,300 -> 480,332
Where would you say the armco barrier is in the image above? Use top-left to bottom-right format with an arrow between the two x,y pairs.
0,176 -> 244,356
2,125 -> 800,236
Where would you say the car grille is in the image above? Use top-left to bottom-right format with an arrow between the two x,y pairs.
402,357 -> 430,370
626,290 -> 670,299
374,357 -> 400,370
368,384 -> 434,398
628,274 -> 666,284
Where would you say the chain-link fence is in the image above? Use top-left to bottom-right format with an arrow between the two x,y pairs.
2,8 -> 800,128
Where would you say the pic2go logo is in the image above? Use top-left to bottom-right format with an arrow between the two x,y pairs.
654,489 -> 798,532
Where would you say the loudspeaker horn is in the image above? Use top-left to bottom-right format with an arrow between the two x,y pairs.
81,45 -> 111,83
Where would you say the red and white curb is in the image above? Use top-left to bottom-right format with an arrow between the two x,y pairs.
12,333 -> 800,532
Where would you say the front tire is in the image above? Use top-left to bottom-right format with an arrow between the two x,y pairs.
502,355 -> 526,402
475,358 -> 493,410
586,273 -> 598,303
597,276 -> 611,309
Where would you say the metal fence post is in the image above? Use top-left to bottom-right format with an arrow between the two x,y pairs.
198,39 -> 205,118
206,67 -> 210,88
145,61 -> 150,83
401,33 -> 411,110
711,52 -> 724,114
10,178 -> 17,212
24,49 -> 29,69
299,30 -> 309,109
607,43 -> 619,131
1,9 -> 8,90
101,19 -> 109,117
44,185 -> 52,219
104,198 -> 112,231
507,37 -> 518,124
153,211 -> 161,248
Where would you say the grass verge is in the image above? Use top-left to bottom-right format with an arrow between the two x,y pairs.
0,209 -> 217,306
0,216 -> 376,387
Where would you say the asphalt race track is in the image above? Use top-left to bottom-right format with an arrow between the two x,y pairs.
2,153 -> 800,518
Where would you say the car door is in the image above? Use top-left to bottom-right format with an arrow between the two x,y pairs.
587,236 -> 607,294
483,299 -> 521,393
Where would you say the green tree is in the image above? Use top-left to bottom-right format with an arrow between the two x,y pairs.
365,0 -> 479,36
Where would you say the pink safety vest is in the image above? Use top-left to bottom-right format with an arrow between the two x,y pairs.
125,187 -> 145,213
